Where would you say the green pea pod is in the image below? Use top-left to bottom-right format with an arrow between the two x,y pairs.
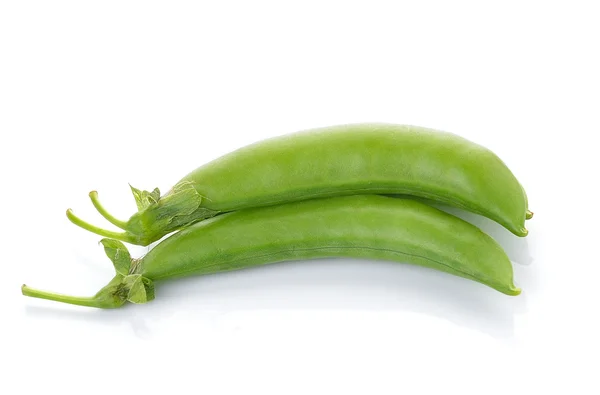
67,123 -> 531,246
24,196 -> 520,309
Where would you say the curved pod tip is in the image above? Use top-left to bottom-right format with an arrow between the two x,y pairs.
506,286 -> 522,296
526,210 -> 534,220
518,227 -> 529,237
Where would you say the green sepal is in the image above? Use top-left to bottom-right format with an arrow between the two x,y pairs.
130,185 -> 161,212
126,181 -> 219,244
69,181 -> 220,247
123,274 -> 155,304
142,277 -> 155,301
97,274 -> 129,307
100,239 -> 132,276
157,182 -> 206,224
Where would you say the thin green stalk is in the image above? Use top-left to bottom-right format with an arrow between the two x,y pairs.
66,209 -> 134,243
22,285 -> 102,308
89,191 -> 128,229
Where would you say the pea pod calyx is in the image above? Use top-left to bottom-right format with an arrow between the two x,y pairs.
66,182 -> 219,246
22,240 -> 155,308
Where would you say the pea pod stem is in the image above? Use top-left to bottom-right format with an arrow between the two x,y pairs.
66,208 -> 136,243
21,285 -> 101,308
89,191 -> 128,229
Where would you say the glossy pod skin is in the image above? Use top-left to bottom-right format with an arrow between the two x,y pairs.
23,196 -> 520,308
67,123 -> 531,246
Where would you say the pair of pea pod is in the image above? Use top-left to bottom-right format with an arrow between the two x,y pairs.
22,123 -> 531,308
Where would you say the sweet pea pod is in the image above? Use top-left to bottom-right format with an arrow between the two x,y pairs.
23,196 -> 520,308
67,123 -> 531,246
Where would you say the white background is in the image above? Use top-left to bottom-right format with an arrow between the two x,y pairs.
1,1 -> 599,394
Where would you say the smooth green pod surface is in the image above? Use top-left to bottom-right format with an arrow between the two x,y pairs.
68,123 -> 531,245
24,196 -> 520,308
